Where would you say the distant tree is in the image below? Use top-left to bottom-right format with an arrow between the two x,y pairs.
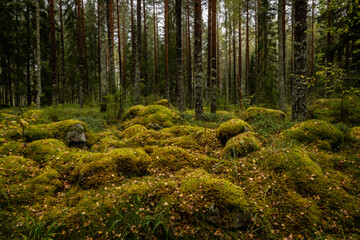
50,0 -> 57,105
210,0 -> 217,113
36,0 -> 41,108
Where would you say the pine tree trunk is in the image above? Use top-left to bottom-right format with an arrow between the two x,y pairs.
186,0 -> 193,108
107,0 -> 115,94
165,0 -> 170,103
143,0 -> 148,87
210,0 -> 217,113
238,2 -> 243,109
176,0 -> 186,111
153,0 -> 158,94
36,0 -> 41,108
245,0 -> 249,98
194,0 -> 203,119
292,0 -> 307,121
77,0 -> 85,108
121,3 -> 126,92
130,0 -> 135,91
26,4 -> 31,106
99,0 -> 108,107
206,0 -> 212,103
50,0 -> 57,105
134,0 -> 141,104
116,0 -> 122,91
278,0 -> 286,112
60,0 -> 65,103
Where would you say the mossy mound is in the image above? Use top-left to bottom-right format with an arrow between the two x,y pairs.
216,118 -> 253,145
308,97 -> 360,125
283,120 -> 344,149
23,109 -> 46,123
124,129 -> 172,148
0,156 -> 39,187
257,148 -> 323,193
150,146 -> 198,172
120,104 -> 187,130
0,141 -> 24,156
109,148 -> 151,176
24,139 -> 67,163
153,99 -> 170,107
179,169 -> 251,229
349,126 -> 360,142
223,132 -> 261,158
91,136 -> 124,152
246,107 -> 285,122
23,119 -> 96,146
121,124 -> 147,139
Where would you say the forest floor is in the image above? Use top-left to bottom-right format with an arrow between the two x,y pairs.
0,98 -> 359,239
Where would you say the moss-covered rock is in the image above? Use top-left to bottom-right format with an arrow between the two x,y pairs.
349,127 -> 360,142
0,141 -> 24,156
91,136 -> 125,152
179,169 -> 251,229
223,132 -> 261,158
125,129 -> 172,147
0,156 -> 39,187
120,104 -> 187,130
150,146 -> 198,172
216,118 -> 253,145
23,109 -> 47,123
24,139 -> 67,164
283,120 -> 344,149
153,99 -> 170,107
121,124 -> 147,139
246,107 -> 285,122
308,97 -> 360,125
23,119 -> 96,146
258,148 -> 323,193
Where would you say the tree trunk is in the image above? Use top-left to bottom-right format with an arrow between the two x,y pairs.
26,3 -> 31,106
153,0 -> 158,94
134,0 -> 141,104
245,0 -> 249,98
165,0 -> 170,103
36,0 -> 41,108
210,0 -> 216,113
77,0 -> 86,108
60,0 -> 65,103
143,0 -> 148,87
186,0 -> 193,108
176,0 -> 186,111
116,0 -> 122,91
292,0 -> 307,121
107,0 -> 115,94
50,0 -> 57,105
278,0 -> 286,112
194,0 -> 203,119
237,2 -> 243,109
206,0 -> 212,103
130,0 -> 135,92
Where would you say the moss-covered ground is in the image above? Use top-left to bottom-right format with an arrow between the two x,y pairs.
0,101 -> 359,239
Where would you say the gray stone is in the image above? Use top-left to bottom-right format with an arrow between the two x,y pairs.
66,123 -> 87,145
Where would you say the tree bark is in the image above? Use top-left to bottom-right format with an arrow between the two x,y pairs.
237,2 -> 243,109
116,0 -> 123,91
186,0 -> 193,108
176,0 -> 186,111
60,0 -> 65,103
278,0 -> 286,112
292,0 -> 308,121
36,0 -> 41,108
50,0 -> 57,105
143,0 -> 148,86
194,0 -> 203,119
153,0 -> 158,93
134,0 -> 141,104
210,0 -> 217,113
206,0 -> 212,103
165,0 -> 170,103
245,0 -> 249,98
107,0 -> 115,94
26,3 -> 31,106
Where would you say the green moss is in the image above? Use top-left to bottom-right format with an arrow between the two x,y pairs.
258,148 -> 323,193
246,107 -> 285,122
0,156 -> 39,187
150,146 -> 199,172
349,127 -> 360,142
125,129 -> 172,147
23,109 -> 46,122
121,124 -> 147,139
223,132 -> 261,158
216,118 -> 253,145
308,97 -> 360,125
120,104 -> 187,130
0,141 -> 24,156
283,120 -> 344,149
179,169 -> 251,228
153,99 -> 170,107
24,139 -> 67,164
91,136 -> 125,152
77,158 -> 119,188
23,119 -> 95,146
